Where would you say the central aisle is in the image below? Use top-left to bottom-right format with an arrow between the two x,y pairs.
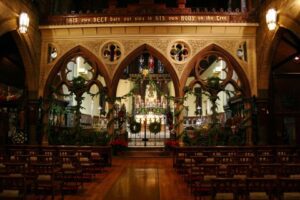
59,157 -> 194,200
104,168 -> 160,200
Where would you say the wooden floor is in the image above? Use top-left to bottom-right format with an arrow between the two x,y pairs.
30,157 -> 194,200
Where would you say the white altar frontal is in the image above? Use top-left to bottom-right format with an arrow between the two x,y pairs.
135,113 -> 165,124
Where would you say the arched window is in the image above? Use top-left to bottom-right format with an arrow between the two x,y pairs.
48,54 -> 107,134
183,50 -> 248,145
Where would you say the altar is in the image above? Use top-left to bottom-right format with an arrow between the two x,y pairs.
126,59 -> 172,147
135,113 -> 166,124
133,82 -> 167,124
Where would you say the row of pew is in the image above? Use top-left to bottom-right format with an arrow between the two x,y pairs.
0,145 -> 112,199
172,146 -> 300,200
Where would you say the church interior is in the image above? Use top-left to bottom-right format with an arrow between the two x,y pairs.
0,0 -> 300,199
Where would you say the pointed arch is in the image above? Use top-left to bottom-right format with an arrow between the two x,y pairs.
12,31 -> 39,94
180,43 -> 251,98
43,45 -> 111,98
111,44 -> 180,97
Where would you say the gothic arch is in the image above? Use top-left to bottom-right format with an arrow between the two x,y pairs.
43,45 -> 111,98
257,2 -> 300,90
0,26 -> 40,96
0,19 -> 18,36
180,43 -> 251,98
12,31 -> 39,94
111,44 -> 180,98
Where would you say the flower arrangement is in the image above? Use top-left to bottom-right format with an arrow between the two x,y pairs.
11,130 -> 26,144
110,139 -> 128,155
164,139 -> 179,151
142,68 -> 149,78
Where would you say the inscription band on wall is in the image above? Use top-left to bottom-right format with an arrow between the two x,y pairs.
65,15 -> 231,24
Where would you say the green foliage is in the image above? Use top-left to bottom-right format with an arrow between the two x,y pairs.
182,131 -> 192,146
79,130 -> 111,146
48,127 -> 76,145
228,134 -> 243,146
48,126 -> 110,146
181,124 -> 247,146
207,125 -> 225,146
182,127 -> 210,146
129,120 -> 141,133
149,121 -> 161,134
207,76 -> 221,90
71,76 -> 86,91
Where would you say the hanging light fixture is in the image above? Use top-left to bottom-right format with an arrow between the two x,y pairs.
266,8 -> 277,31
19,12 -> 30,33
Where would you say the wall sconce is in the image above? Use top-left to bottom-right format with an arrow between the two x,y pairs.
237,48 -> 244,59
266,8 -> 277,31
19,12 -> 30,33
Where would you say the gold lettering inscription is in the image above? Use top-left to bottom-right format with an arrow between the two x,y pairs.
205,16 -> 214,21
168,16 -> 179,21
67,17 -> 78,24
93,17 -> 107,23
124,17 -> 132,22
64,15 -> 231,24
180,16 -> 196,21
216,16 -> 228,21
155,16 -> 165,21
134,16 -> 144,21
109,17 -> 121,22
81,18 -> 91,23
197,16 -> 205,21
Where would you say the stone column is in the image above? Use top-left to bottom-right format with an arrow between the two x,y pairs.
174,96 -> 185,146
255,97 -> 270,145
106,98 -> 116,135
244,99 -> 253,146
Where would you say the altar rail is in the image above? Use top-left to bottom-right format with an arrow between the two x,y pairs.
0,145 -> 112,167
